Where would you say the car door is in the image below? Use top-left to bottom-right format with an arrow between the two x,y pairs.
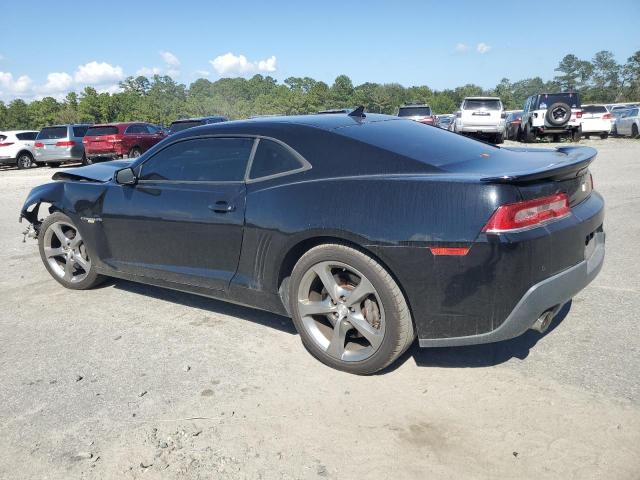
618,110 -> 631,135
124,124 -> 143,153
98,136 -> 256,291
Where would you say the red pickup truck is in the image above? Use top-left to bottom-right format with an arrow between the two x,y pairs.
83,122 -> 166,163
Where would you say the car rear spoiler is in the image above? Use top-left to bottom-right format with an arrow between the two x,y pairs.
481,146 -> 597,184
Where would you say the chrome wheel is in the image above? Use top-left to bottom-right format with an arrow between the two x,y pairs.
17,154 -> 33,169
42,221 -> 91,284
297,261 -> 385,362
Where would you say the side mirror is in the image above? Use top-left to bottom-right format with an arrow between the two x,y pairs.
116,167 -> 137,185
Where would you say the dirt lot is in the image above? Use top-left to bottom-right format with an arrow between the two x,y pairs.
1,137 -> 639,479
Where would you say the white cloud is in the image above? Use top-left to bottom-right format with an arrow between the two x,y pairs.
36,72 -> 73,95
455,43 -> 469,53
0,71 -> 33,95
136,66 -> 163,76
160,51 -> 180,67
476,42 -> 492,54
257,55 -> 277,72
209,52 -> 277,77
74,61 -> 124,85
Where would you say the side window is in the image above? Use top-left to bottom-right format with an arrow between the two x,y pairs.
248,139 -> 305,180
73,126 -> 89,137
126,124 -> 142,134
146,124 -> 159,134
17,132 -> 38,140
139,137 -> 254,182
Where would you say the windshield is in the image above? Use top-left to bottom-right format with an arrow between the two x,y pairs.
86,126 -> 119,136
398,106 -> 432,117
463,99 -> 501,110
582,105 -> 607,114
37,126 -> 67,140
537,93 -> 580,109
170,121 -> 203,133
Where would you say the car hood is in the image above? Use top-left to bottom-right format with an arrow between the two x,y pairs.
51,159 -> 134,183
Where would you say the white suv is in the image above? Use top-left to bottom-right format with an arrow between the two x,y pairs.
0,130 -> 39,169
453,97 -> 506,144
520,92 -> 582,143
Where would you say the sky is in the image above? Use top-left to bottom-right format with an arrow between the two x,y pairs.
1,0 -> 639,102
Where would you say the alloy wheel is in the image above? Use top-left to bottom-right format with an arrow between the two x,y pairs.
42,221 -> 91,284
18,154 -> 33,169
296,261 -> 385,362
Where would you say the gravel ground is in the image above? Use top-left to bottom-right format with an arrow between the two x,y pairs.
0,137 -> 639,479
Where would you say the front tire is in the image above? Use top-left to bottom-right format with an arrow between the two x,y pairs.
494,133 -> 504,144
571,127 -> 582,143
38,212 -> 105,290
289,243 -> 415,375
523,123 -> 535,143
632,124 -> 639,139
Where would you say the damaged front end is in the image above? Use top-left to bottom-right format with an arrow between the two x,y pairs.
19,182 -> 66,240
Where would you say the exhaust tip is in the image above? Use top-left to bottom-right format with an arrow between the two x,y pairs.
531,310 -> 555,334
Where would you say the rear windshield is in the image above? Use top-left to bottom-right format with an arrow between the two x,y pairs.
86,126 -> 119,136
37,126 -> 67,140
463,99 -> 501,110
398,106 -> 432,117
337,118 -> 497,168
582,105 -> 607,113
170,120 -> 203,133
537,93 -> 580,109
73,126 -> 89,137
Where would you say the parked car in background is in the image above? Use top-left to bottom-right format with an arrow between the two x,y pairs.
168,116 -> 228,134
580,105 -> 612,139
21,111 -> 604,374
611,108 -> 628,136
504,111 -> 523,140
0,130 -> 39,169
615,107 -> 640,138
435,115 -> 454,130
34,124 -> 91,167
83,122 -> 166,163
520,92 -> 582,143
452,97 -> 506,144
397,104 -> 436,125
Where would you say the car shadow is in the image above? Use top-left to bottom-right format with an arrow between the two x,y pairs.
110,279 -> 297,335
106,277 -> 572,371
381,301 -> 572,373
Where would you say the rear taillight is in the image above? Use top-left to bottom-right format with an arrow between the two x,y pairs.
34,142 -> 44,148
55,140 -> 75,147
512,119 -> 521,125
0,142 -> 15,147
602,113 -> 612,119
482,193 -> 571,233
575,110 -> 583,119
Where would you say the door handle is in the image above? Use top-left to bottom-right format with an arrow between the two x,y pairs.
209,201 -> 235,213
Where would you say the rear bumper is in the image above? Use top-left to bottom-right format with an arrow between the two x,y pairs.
458,124 -> 504,134
35,150 -> 81,163
419,229 -> 605,347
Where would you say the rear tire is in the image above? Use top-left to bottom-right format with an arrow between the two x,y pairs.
523,123 -> 535,143
289,243 -> 415,375
632,124 -> 639,139
494,133 -> 504,144
600,132 -> 609,140
571,127 -> 582,143
129,147 -> 142,158
16,152 -> 34,169
82,154 -> 92,166
38,212 -> 105,290
552,134 -> 561,143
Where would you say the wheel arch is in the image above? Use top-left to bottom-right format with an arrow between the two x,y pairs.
16,149 -> 34,160
276,234 -> 414,322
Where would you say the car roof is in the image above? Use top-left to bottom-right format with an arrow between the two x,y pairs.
464,96 -> 500,100
0,130 -> 39,134
399,104 -> 430,107
90,122 -> 142,127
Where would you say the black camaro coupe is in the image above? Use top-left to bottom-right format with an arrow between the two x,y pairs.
20,110 -> 605,374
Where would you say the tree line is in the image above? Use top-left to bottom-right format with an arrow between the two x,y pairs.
1,50 -> 639,130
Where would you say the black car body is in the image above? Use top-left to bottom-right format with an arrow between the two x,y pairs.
505,111 -> 523,140
168,116 -> 228,134
20,113 -> 605,373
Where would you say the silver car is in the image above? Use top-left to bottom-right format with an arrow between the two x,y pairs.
615,107 -> 640,138
34,124 -> 91,166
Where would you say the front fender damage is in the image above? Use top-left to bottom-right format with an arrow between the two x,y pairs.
19,182 -> 66,238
